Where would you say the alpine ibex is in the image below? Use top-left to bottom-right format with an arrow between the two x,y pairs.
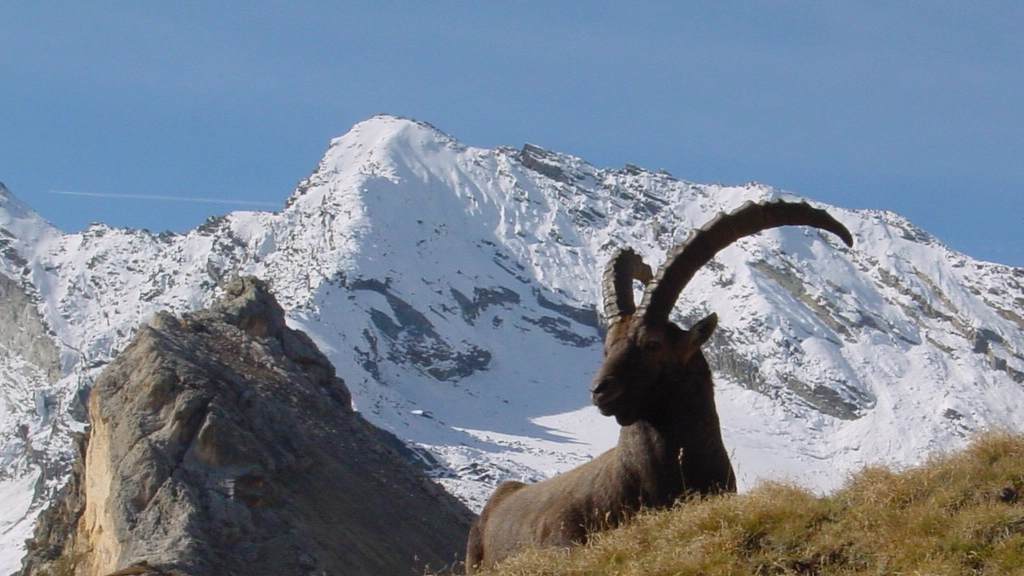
465,200 -> 854,572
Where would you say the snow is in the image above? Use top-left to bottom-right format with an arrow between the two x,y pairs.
1,114 -> 1023,568
0,471 -> 41,575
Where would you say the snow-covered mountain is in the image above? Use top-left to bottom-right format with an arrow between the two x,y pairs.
2,114 -> 1023,572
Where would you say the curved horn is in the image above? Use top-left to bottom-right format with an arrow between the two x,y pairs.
637,199 -> 854,323
601,248 -> 654,325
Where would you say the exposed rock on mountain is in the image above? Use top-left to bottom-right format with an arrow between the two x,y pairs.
0,274 -> 60,385
19,276 -> 472,576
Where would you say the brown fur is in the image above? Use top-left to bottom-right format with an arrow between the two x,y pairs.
466,315 -> 735,572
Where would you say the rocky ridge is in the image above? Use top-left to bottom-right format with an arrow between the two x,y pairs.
19,276 -> 472,576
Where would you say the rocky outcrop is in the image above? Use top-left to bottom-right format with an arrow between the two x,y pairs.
0,273 -> 61,384
20,277 -> 473,576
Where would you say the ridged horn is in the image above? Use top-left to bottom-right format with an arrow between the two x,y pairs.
637,199 -> 854,323
601,248 -> 654,325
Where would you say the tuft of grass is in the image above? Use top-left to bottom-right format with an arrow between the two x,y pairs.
476,432 -> 1024,575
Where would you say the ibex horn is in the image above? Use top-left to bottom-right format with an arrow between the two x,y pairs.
601,248 -> 654,325
637,199 -> 854,323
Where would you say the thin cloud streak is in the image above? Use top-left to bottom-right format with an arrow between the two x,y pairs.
49,190 -> 281,208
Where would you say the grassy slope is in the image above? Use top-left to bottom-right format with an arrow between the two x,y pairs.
478,433 -> 1024,575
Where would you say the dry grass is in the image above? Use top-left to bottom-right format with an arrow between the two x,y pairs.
475,432 -> 1024,575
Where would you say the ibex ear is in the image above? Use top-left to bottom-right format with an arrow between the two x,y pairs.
685,313 -> 718,349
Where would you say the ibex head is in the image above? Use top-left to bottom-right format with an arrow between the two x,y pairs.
590,200 -> 854,426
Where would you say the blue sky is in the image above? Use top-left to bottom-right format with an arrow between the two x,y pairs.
2,3 -> 1021,266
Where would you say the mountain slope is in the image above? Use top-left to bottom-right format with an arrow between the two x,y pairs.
1,115 -> 1022,571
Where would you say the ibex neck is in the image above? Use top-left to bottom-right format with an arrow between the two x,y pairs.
617,388 -> 733,498
615,421 -> 685,508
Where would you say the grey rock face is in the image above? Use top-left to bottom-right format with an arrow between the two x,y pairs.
0,274 -> 60,384
20,276 -> 473,576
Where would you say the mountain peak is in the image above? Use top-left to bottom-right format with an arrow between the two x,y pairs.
333,114 -> 465,156
284,115 -> 470,211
